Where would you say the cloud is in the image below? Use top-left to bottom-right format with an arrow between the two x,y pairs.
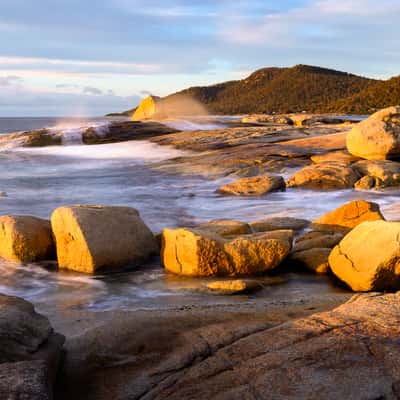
0,56 -> 162,75
139,90 -> 153,96
0,75 -> 23,86
82,86 -> 103,95
0,85 -> 141,117
219,0 -> 400,45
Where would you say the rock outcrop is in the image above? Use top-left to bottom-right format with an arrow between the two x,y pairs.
51,205 -> 158,274
0,215 -> 55,263
347,106 -> 400,160
217,175 -> 285,196
329,220 -> 400,291
352,160 -> 400,189
128,292 -> 400,400
161,228 -> 292,276
286,162 -> 359,189
312,200 -> 384,233
132,96 -> 162,121
0,294 -> 64,400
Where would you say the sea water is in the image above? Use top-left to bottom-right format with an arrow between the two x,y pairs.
0,117 -> 398,313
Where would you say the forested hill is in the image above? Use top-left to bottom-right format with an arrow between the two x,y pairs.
111,65 -> 400,116
328,75 -> 400,114
164,65 -> 377,114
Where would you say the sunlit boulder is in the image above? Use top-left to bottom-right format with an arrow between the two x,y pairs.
347,106 -> 400,160
0,215 -> 55,263
51,205 -> 158,273
161,227 -> 292,276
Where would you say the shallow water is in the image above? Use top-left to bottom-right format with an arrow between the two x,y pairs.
0,117 -> 399,313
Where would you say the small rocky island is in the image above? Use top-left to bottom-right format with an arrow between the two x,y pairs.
2,105 -> 400,399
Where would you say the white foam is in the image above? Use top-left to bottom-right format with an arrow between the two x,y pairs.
13,140 -> 185,162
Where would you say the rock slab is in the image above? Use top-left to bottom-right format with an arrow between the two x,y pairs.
137,292 -> 400,400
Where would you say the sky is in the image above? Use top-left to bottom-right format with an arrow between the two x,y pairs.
1,0 -> 400,116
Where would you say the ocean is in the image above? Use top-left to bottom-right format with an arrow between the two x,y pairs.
0,116 -> 397,315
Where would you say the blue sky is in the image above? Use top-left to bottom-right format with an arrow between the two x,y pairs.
1,0 -> 400,116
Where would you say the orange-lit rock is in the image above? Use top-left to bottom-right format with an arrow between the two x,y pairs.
0,215 -> 54,263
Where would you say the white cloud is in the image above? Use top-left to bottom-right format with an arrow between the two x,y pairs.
219,0 -> 400,45
0,56 -> 162,75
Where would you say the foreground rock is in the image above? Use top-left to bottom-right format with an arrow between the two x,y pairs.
286,162 -> 359,189
125,292 -> 400,400
329,221 -> 400,291
217,175 -> 285,196
347,106 -> 400,160
162,228 -> 292,276
51,205 -> 158,274
250,217 -> 309,232
0,215 -> 54,263
206,279 -> 261,294
312,200 -> 384,233
0,294 -> 64,400
352,160 -> 400,189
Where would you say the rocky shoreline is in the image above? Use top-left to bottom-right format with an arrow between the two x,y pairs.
1,107 -> 400,399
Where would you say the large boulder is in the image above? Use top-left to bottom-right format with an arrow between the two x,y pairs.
0,294 -> 64,399
51,205 -> 158,274
352,160 -> 400,189
0,215 -> 55,263
347,106 -> 400,160
161,228 -> 292,276
329,221 -> 400,291
217,175 -> 285,196
312,200 -> 384,233
286,162 -> 359,189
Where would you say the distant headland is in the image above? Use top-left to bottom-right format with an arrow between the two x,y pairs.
107,64 -> 400,117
